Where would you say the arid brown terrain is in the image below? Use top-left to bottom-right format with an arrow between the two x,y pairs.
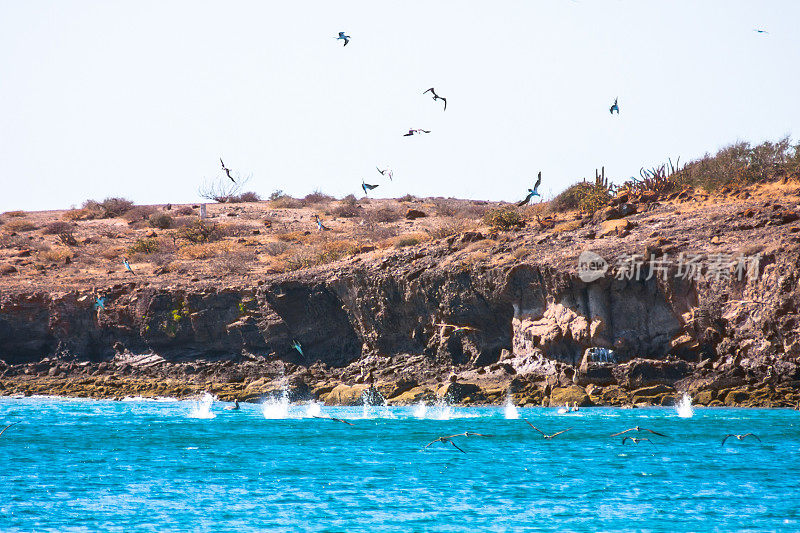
2,168 -> 800,408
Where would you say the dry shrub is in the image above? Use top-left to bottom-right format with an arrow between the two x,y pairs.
212,250 -> 255,274
1,219 -> 38,233
483,206 -> 524,230
331,195 -> 361,218
228,191 -> 261,203
4,211 -> 26,218
218,223 -> 252,237
39,246 -> 74,263
81,197 -> 135,219
363,206 -> 402,223
127,238 -> 162,255
99,246 -> 125,260
0,234 -> 31,249
302,190 -> 335,206
275,231 -> 307,243
42,221 -> 75,235
263,241 -> 290,256
270,196 -> 303,209
123,205 -> 158,223
399,194 -> 418,202
177,220 -> 223,243
355,222 -> 398,242
283,240 -> 356,270
178,241 -> 235,260
174,206 -> 195,216
458,202 -> 491,219
427,219 -> 469,240
394,232 -> 430,248
549,183 -> 610,215
148,212 -> 173,229
432,198 -> 458,217
62,208 -> 95,221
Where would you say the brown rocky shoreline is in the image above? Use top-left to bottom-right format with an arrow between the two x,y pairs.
2,182 -> 800,408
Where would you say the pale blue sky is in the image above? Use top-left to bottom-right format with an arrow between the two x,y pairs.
1,1 -> 798,212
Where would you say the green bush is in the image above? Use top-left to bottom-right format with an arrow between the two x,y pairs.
127,238 -> 160,254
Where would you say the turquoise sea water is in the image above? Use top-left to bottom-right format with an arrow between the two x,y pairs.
1,395 -> 799,532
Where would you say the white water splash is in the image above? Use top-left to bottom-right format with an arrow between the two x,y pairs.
430,399 -> 454,420
261,390 -> 290,419
504,397 -> 520,419
305,401 -> 322,418
413,401 -> 428,418
188,392 -> 216,419
676,393 -> 694,418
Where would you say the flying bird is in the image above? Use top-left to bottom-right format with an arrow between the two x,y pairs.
122,258 -> 135,275
312,415 -> 354,426
423,88 -> 447,111
403,129 -> 431,137
610,426 -> 668,438
721,433 -> 761,446
609,97 -> 619,115
423,432 -> 493,453
376,167 -> 393,180
362,181 -> 379,196
220,158 -> 236,183
311,214 -> 330,231
336,32 -> 350,46
291,340 -> 303,356
622,437 -> 652,445
524,420 -> 572,439
517,172 -> 542,206
753,28 -> 769,34
0,422 -> 19,438
94,296 -> 106,311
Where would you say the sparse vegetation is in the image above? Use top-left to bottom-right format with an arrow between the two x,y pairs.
127,238 -> 161,255
42,222 -> 75,235
177,220 -> 222,244
302,190 -> 335,206
148,213 -> 173,229
395,236 -> 421,248
363,206 -> 402,223
3,211 -> 26,218
1,219 -> 38,233
84,197 -> 135,218
332,195 -> 361,218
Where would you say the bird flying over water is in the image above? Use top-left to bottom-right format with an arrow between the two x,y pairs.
362,181 -> 379,196
524,420 -> 572,439
122,258 -> 135,275
622,437 -> 652,445
423,432 -> 493,453
610,426 -> 667,438
376,167 -> 393,180
220,158 -> 236,183
0,422 -> 19,438
291,340 -> 303,356
721,433 -> 761,446
403,129 -> 431,137
609,97 -> 619,114
313,415 -> 354,426
336,32 -> 350,46
517,171 -> 542,206
423,88 -> 447,111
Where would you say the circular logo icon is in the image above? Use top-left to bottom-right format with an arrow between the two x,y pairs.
577,250 -> 608,282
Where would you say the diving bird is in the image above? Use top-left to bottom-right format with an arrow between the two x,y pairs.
423,432 -> 493,453
524,420 -> 572,440
517,172 -> 542,206
336,32 -> 350,46
610,426 -> 668,438
291,340 -> 303,356
311,214 -> 330,231
0,422 -> 19,438
362,181 -> 379,196
313,415 -> 354,426
376,167 -> 393,180
220,158 -> 236,183
609,97 -> 619,114
423,88 -> 447,111
721,433 -> 761,446
403,129 -> 431,137
622,437 -> 652,445
122,257 -> 135,275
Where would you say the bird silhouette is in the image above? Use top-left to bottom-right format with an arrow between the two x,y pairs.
524,420 -> 572,439
753,28 -> 769,34
291,340 -> 303,356
423,432 -> 493,453
376,167 -> 393,180
122,257 -> 135,275
622,436 -> 652,445
721,433 -> 761,446
403,129 -> 431,137
336,32 -> 350,46
517,172 -> 542,206
0,422 -> 19,438
423,88 -> 447,111
313,415 -> 354,426
609,97 -> 619,114
610,426 -> 667,438
362,181 -> 379,196
220,158 -> 236,183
